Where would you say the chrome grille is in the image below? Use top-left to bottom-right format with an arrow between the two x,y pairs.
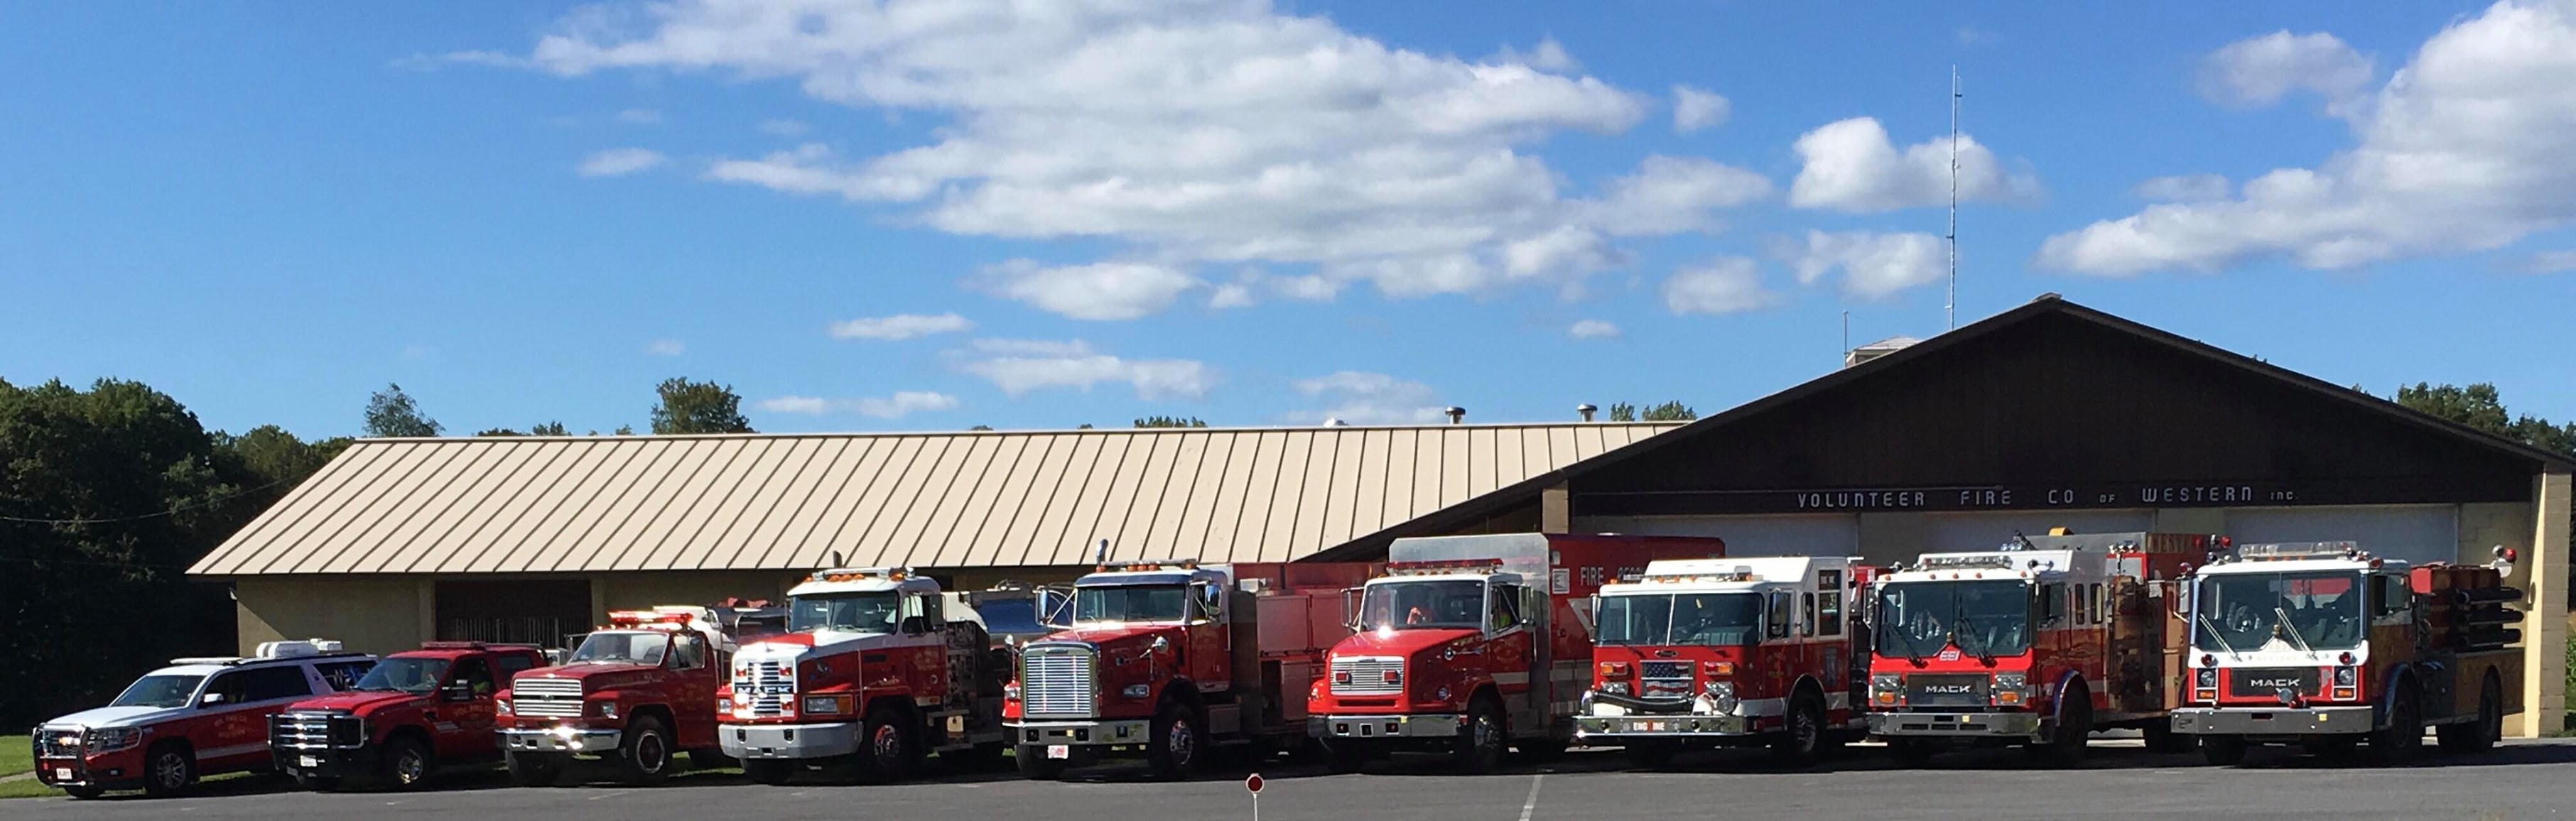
1903,674 -> 1989,708
1020,646 -> 1097,718
1638,660 -> 1695,700
1331,656 -> 1405,696
1639,660 -> 1692,680
737,660 -> 794,717
272,712 -> 336,749
2227,667 -> 2320,699
513,677 -> 587,719
36,727 -> 82,757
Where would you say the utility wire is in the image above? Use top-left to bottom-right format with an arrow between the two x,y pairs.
0,475 -> 298,525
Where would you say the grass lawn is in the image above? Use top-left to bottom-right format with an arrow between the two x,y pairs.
1,735 -> 30,777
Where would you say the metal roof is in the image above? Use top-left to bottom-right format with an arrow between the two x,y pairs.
188,423 -> 1680,577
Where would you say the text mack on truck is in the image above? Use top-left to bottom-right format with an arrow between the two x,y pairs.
1868,532 -> 2200,766
1307,533 -> 1727,773
1579,555 -> 1873,768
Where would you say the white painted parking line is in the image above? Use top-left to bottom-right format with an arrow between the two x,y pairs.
1517,774 -> 1544,821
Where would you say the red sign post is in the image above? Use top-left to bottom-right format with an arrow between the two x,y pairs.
1246,773 -> 1263,820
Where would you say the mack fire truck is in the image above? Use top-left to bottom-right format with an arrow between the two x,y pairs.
1306,533 -> 1727,773
1577,555 -> 1872,767
721,568 -> 1011,785
2170,541 -> 2523,766
1867,532 -> 2201,766
1005,559 -> 1376,780
496,607 -> 744,786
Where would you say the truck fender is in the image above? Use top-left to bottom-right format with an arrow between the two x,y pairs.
2376,663 -> 2419,716
2047,669 -> 2086,711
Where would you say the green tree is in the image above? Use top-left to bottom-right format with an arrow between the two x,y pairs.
1606,402 -> 1637,422
529,420 -> 570,436
362,383 -> 443,437
475,428 -> 524,437
1134,415 -> 1208,428
2396,383 -> 2511,434
649,378 -> 752,435
968,425 -> 994,431
1642,401 -> 1698,422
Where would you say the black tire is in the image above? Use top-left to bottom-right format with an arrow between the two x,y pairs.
854,705 -> 917,783
1145,702 -> 1205,780
2200,735 -> 2248,766
2437,675 -> 2502,754
2028,683 -> 2091,765
141,741 -> 195,798
1452,697 -> 1505,775
1624,739 -> 1678,769
382,734 -> 435,791
505,749 -> 564,787
744,759 -> 796,785
1014,744 -> 1068,781
61,784 -> 108,800
1888,738 -> 1937,768
2143,722 -> 2193,754
615,716 -> 677,786
2372,683 -> 2423,766
293,771 -> 345,792
1773,692 -> 1830,766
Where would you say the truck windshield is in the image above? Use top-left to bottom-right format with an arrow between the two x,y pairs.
789,592 -> 904,634
353,658 -> 451,695
111,675 -> 205,708
568,631 -> 671,665
2195,570 -> 2364,652
1596,593 -> 1763,646
1073,585 -> 1189,623
1876,580 -> 2031,658
1358,580 -> 1485,631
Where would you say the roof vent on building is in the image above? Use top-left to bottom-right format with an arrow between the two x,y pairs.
1444,406 -> 1466,424
1576,403 -> 1597,422
1322,418 -> 1348,427
1844,336 -> 1922,369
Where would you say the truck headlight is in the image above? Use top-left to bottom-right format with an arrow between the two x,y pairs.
87,727 -> 142,753
1434,685 -> 1453,702
1707,681 -> 1738,714
496,700 -> 512,715
1992,672 -> 2028,706
801,696 -> 844,715
2333,666 -> 2356,686
2197,668 -> 2219,688
590,700 -> 619,719
1122,684 -> 1151,700
1870,673 -> 1901,707
1601,682 -> 1630,696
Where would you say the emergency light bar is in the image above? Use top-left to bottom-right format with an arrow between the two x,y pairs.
2233,541 -> 2363,560
1918,554 -> 2015,570
1386,558 -> 1505,575
606,609 -> 702,629
1098,558 -> 1202,572
811,567 -> 914,582
1641,565 -> 1758,583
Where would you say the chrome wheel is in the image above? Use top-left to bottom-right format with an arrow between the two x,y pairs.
154,751 -> 190,791
1167,717 -> 1196,767
635,729 -> 669,775
871,724 -> 904,770
394,747 -> 428,785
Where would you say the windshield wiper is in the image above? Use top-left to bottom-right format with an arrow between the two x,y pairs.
2273,607 -> 2313,653
2194,611 -> 2244,660
1954,617 -> 1993,664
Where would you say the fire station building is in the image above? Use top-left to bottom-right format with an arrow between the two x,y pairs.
188,295 -> 2572,735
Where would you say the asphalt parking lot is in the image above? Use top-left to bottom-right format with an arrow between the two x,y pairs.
14,739 -> 2576,820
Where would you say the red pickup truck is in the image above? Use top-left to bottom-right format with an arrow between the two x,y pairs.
269,642 -> 546,790
497,607 -> 740,786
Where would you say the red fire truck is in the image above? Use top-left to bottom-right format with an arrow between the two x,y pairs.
2170,541 -> 2523,765
495,607 -> 744,785
1005,560 -> 1374,780
1577,555 -> 1872,767
1866,532 -> 2200,766
1306,533 -> 1726,773
33,641 -> 374,799
720,568 -> 1012,785
270,641 -> 546,790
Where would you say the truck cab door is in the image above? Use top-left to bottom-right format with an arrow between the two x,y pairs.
439,658 -> 497,759
671,634 -> 717,746
1187,581 -> 1230,690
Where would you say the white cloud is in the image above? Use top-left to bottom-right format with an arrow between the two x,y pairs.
1576,154 -> 1773,236
1492,36 -> 1579,72
1787,116 -> 2038,212
1287,371 -> 1444,425
1502,225 -> 1627,285
970,260 -> 1200,321
496,1 -> 1791,305
1672,85 -> 1730,133
2040,1 -> 2576,276
955,339 -> 1212,400
578,147 -> 666,178
828,312 -> 973,340
616,107 -> 663,124
2134,173 -> 2232,202
1957,26 -> 2000,46
759,391 -> 960,418
644,338 -> 685,356
1661,256 -> 1782,315
758,119 -> 808,137
1207,282 -> 1255,309
2510,249 -> 2576,273
1777,230 -> 1945,298
2198,31 -> 2374,114
1567,319 -> 1620,339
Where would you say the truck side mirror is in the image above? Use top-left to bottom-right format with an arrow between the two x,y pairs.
440,684 -> 474,702
1341,587 -> 1363,631
198,692 -> 227,707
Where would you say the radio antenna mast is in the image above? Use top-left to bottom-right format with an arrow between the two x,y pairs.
1946,65 -> 1960,332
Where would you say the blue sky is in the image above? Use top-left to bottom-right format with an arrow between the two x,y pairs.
4,1 -> 2572,438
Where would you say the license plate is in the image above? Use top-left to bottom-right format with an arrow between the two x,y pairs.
1643,721 -> 1665,732
55,768 -> 72,781
299,756 -> 319,768
1046,745 -> 1070,759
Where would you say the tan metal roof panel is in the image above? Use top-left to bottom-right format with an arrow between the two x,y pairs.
190,423 -> 1681,577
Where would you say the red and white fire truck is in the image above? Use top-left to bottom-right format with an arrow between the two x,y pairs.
495,607 -> 744,786
2170,541 -> 2523,765
721,568 -> 1012,785
1306,533 -> 1726,773
1576,555 -> 1873,767
1866,532 -> 2201,766
1005,559 -> 1375,780
32,641 -> 374,799
271,641 -> 548,790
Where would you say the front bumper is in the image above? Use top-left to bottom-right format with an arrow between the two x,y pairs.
501,727 -> 626,755
2170,706 -> 2374,736
1309,713 -> 1463,740
1576,714 -> 1755,738
274,745 -> 384,779
33,755 -> 139,791
1867,710 -> 2044,739
723,722 -> 860,760
1008,719 -> 1154,747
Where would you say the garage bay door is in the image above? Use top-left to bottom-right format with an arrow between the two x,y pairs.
1570,514 -> 1861,557
2224,506 -> 2459,567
